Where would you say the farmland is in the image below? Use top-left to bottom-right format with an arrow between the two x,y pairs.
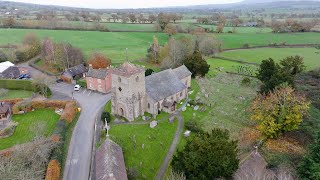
218,48 -> 320,70
198,24 -> 272,33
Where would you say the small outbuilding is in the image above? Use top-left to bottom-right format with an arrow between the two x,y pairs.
61,64 -> 87,81
95,138 -> 128,180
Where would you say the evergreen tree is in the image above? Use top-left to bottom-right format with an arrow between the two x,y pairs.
171,129 -> 239,179
184,42 -> 210,77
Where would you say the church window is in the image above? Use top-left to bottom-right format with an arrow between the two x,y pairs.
118,87 -> 122,92
148,103 -> 150,109
157,102 -> 160,109
180,92 -> 183,97
118,77 -> 121,83
136,76 -> 139,82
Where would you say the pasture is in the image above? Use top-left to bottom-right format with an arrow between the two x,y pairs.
0,29 -> 169,63
219,48 -> 320,70
198,24 -> 272,33
0,109 -> 60,150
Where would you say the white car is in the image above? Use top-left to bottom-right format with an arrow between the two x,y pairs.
74,85 -> 81,91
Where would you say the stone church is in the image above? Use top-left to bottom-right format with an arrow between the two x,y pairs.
111,62 -> 191,121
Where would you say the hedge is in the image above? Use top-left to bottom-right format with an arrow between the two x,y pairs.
0,79 -> 52,97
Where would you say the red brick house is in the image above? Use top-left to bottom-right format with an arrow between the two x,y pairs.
85,65 -> 112,93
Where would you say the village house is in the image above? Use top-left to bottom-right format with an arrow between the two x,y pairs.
61,64 -> 87,82
0,66 -> 29,79
111,62 -> 192,121
95,138 -> 127,180
85,65 -> 112,93
0,61 -> 14,73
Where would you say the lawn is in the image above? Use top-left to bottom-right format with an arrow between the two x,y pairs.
198,24 -> 272,33
0,90 -> 33,100
216,32 -> 320,49
109,120 -> 178,179
0,29 -> 169,63
0,109 -> 60,150
219,48 -> 320,70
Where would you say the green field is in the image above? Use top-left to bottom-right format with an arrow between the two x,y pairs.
105,23 -> 156,31
217,32 -> 320,49
0,90 -> 33,100
0,29 -> 169,63
198,24 -> 272,33
110,120 -> 177,179
0,109 -> 60,150
219,48 -> 320,70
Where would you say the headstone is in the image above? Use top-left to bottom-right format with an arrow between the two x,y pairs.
180,102 -> 183,105
188,90 -> 194,95
142,116 -> 146,121
194,106 -> 199,111
184,130 -> 191,137
195,96 -> 201,101
201,89 -> 205,93
150,121 -> 158,128
142,144 -> 145,149
187,104 -> 190,107
205,94 -> 209,98
182,107 -> 187,112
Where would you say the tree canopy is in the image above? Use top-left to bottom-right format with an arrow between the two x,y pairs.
171,129 -> 239,179
249,86 -> 310,138
184,44 -> 210,77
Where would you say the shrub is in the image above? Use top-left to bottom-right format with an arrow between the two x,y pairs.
0,79 -> 51,97
185,119 -> 204,134
145,69 -> 154,76
127,167 -> 139,180
76,79 -> 87,88
241,77 -> 251,86
101,111 -> 111,124
60,101 -> 78,123
15,49 -> 29,62
0,50 -> 7,62
45,160 -> 61,180
51,121 -> 67,163
60,76 -> 72,84
242,43 -> 250,48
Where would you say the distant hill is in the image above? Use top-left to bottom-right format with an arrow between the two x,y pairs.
242,0 -> 320,3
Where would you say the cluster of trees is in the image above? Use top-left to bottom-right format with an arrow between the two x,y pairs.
41,37 -> 84,72
271,19 -> 317,33
15,33 -> 41,62
257,55 -> 305,93
147,35 -> 219,76
109,13 -> 183,25
87,53 -> 111,69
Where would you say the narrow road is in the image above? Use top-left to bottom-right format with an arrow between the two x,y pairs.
155,112 -> 183,180
17,61 -> 112,180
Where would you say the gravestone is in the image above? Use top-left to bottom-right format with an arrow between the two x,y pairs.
194,106 -> 199,111
150,121 -> 158,128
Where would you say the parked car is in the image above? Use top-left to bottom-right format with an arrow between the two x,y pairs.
74,84 -> 81,91
17,74 -> 31,80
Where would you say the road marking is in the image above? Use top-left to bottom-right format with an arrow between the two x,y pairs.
88,91 -> 92,96
66,159 -> 79,166
82,89 -> 87,94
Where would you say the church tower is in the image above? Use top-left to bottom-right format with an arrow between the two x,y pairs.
111,62 -> 146,121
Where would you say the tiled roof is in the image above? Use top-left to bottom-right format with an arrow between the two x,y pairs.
146,69 -> 187,102
0,61 -> 14,73
0,66 -> 20,79
86,68 -> 110,79
172,65 -> 192,80
112,62 -> 144,77
65,64 -> 87,77
0,103 -> 10,114
95,138 -> 128,180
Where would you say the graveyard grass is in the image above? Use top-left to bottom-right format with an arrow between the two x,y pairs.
109,120 -> 178,179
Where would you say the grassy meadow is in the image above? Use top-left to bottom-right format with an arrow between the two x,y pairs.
198,24 -> 272,33
110,120 -> 178,179
0,90 -> 33,100
0,109 -> 60,150
219,48 -> 320,70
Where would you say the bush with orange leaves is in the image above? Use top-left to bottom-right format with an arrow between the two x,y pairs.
60,76 -> 72,84
45,160 -> 61,180
60,101 -> 78,123
31,100 -> 68,109
265,136 -> 305,155
87,53 -> 111,69
1,98 -> 23,104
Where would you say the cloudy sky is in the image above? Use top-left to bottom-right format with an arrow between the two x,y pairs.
7,0 -> 242,9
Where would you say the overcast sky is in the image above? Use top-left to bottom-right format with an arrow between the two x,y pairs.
7,0 -> 242,9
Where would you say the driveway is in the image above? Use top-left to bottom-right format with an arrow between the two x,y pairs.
50,83 -> 110,180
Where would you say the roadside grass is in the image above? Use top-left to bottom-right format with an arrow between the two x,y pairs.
218,48 -> 320,70
109,120 -> 178,179
198,24 -> 272,33
0,109 -> 60,150
0,29 -> 169,63
0,90 -> 33,100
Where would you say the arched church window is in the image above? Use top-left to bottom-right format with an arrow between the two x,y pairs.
118,87 -> 122,92
118,77 -> 121,83
136,76 -> 139,82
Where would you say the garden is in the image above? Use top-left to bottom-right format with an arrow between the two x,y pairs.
0,89 -> 33,100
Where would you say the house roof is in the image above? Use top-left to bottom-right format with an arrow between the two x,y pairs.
0,61 -> 14,73
112,62 -> 144,77
0,103 -> 10,114
64,64 -> 87,77
173,65 -> 192,80
86,68 -> 110,79
95,138 -> 128,180
0,66 -> 20,79
146,69 -> 187,102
